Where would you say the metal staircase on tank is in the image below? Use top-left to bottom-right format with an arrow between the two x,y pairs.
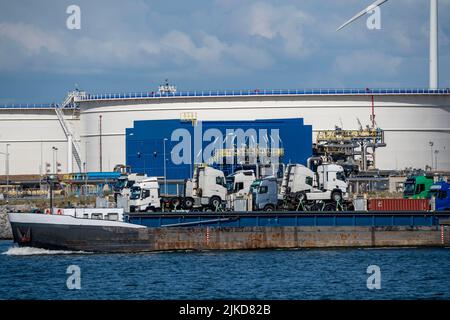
56,91 -> 85,172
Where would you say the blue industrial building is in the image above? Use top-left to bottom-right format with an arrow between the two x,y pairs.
126,118 -> 312,179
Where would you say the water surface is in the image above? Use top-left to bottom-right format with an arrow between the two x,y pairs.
1,241 -> 449,300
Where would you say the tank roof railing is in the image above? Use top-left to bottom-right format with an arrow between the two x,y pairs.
2,88 -> 449,108
0,103 -> 78,110
76,88 -> 450,102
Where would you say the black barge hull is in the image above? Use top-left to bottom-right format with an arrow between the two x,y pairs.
10,213 -> 450,253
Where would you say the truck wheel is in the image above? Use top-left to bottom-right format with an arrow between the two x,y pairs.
331,191 -> 342,203
346,203 -> 354,211
295,192 -> 306,203
310,203 -> 322,212
182,197 -> 194,210
323,203 -> 335,211
209,196 -> 221,209
146,206 -> 155,213
264,204 -> 275,212
170,198 -> 181,209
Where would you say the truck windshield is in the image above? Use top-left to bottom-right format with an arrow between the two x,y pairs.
428,189 -> 447,200
427,189 -> 439,199
250,181 -> 261,194
226,177 -> 235,192
130,186 -> 141,200
114,178 -> 127,190
404,182 -> 415,195
336,171 -> 346,182
216,176 -> 226,187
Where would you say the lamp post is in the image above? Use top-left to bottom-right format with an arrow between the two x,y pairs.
225,132 -> 236,171
434,149 -> 439,171
46,174 -> 57,213
0,144 -> 10,202
52,146 -> 58,174
84,141 -> 89,201
163,138 -> 168,195
84,141 -> 89,173
6,144 -> 9,202
429,141 -> 434,170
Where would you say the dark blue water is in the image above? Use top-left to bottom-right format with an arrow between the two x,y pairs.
1,240 -> 449,300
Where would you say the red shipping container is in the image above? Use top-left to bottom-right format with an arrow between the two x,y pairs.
368,199 -> 430,211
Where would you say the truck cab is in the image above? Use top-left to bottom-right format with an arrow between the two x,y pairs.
225,170 -> 256,211
187,165 -> 227,209
403,175 -> 434,199
129,177 -> 161,212
250,177 -> 279,211
313,164 -> 348,202
226,170 -> 256,197
280,163 -> 348,206
428,181 -> 450,212
280,164 -> 314,197
114,173 -> 148,198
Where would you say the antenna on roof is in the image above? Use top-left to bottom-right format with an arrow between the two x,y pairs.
158,79 -> 177,94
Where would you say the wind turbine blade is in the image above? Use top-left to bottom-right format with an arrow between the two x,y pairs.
337,0 -> 389,31
336,9 -> 369,31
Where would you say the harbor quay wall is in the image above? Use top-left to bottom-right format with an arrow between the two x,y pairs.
1,205 -> 34,240
0,208 -> 12,239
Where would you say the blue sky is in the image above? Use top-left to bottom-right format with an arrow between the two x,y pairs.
0,0 -> 449,103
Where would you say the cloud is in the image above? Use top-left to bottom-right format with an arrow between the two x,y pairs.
245,2 -> 314,57
0,22 -> 66,55
160,31 -> 224,64
0,0 -> 449,98
334,50 -> 403,76
160,30 -> 274,70
0,14 -> 276,75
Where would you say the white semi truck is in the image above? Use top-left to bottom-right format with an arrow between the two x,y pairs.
129,177 -> 161,212
226,170 -> 256,197
123,162 -> 350,213
114,173 -> 149,211
280,163 -> 349,211
114,173 -> 149,198
128,165 -> 228,213
225,170 -> 256,211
